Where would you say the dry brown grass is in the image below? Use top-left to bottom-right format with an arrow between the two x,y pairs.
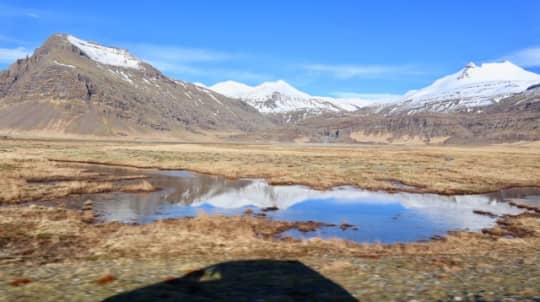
1,138 -> 539,201
2,206 -> 539,301
1,205 -> 539,267
321,260 -> 354,273
0,154 -> 155,204
1,139 -> 539,204
6,139 -> 536,194
119,180 -> 157,193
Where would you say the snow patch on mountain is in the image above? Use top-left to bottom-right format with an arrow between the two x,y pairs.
53,60 -> 76,69
67,35 -> 141,69
322,98 -> 373,111
193,82 -> 207,88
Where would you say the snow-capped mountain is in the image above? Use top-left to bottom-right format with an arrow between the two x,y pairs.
210,80 -> 259,99
0,34 -> 272,137
209,80 -> 372,114
386,61 -> 540,114
209,61 -> 540,116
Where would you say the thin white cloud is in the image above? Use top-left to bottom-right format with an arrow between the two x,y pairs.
0,47 -> 31,64
0,4 -> 98,22
146,59 -> 270,82
146,60 -> 205,74
129,43 -> 269,82
503,46 -> 540,67
132,44 -> 235,63
0,4 -> 41,18
304,63 -> 420,79
214,70 -> 271,82
0,35 -> 27,44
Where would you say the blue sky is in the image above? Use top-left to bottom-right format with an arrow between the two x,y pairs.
1,0 -> 540,100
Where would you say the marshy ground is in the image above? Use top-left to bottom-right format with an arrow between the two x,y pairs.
1,137 -> 540,301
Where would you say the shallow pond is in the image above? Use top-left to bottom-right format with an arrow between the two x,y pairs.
55,169 -> 540,243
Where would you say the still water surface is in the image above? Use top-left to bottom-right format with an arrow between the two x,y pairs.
59,169 -> 539,243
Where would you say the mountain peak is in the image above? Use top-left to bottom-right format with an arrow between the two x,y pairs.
210,80 -> 370,114
210,81 -> 255,98
261,79 -> 291,87
253,80 -> 310,99
393,60 -> 540,113
465,62 -> 477,69
210,80 -> 310,100
458,62 -> 477,79
459,61 -> 539,83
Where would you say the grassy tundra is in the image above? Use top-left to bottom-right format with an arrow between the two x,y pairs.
1,137 -> 540,301
1,138 -> 539,204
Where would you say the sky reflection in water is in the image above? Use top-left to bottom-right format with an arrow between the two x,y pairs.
61,170 -> 538,243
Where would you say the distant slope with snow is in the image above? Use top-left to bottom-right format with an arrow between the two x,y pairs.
209,80 -> 372,114
385,61 -> 540,114
211,61 -> 540,116
210,81 -> 255,99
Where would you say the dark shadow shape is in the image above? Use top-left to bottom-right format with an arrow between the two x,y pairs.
102,259 -> 356,302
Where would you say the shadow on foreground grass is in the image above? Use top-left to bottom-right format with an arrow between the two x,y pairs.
102,259 -> 356,302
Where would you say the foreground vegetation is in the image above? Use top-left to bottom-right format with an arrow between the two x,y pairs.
1,137 -> 540,301
1,205 -> 540,301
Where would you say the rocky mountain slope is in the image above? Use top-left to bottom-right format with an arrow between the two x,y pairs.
282,86 -> 540,144
0,34 -> 272,138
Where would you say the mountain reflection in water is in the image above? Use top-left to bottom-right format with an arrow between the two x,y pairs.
58,169 -> 539,243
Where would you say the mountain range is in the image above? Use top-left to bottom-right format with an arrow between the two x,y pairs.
207,61 -> 540,117
208,80 -> 370,114
0,33 -> 539,144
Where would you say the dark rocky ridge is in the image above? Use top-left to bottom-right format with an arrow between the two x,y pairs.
243,89 -> 540,144
0,34 -> 272,137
